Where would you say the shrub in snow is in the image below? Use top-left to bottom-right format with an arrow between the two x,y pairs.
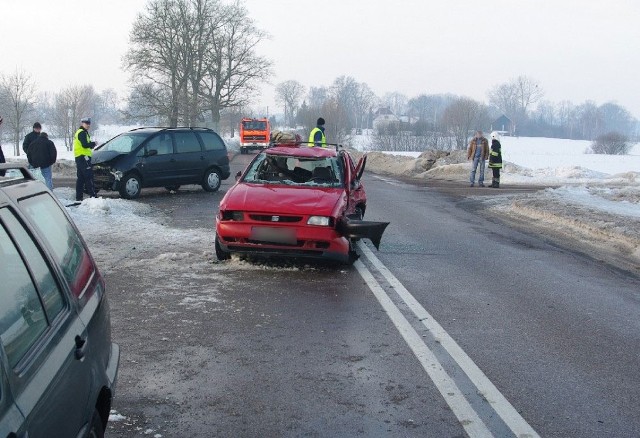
589,132 -> 630,155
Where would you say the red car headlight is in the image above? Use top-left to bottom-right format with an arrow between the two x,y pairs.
307,216 -> 331,226
221,211 -> 244,221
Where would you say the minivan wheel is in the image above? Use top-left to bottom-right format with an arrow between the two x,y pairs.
119,174 -> 142,199
88,409 -> 105,438
202,168 -> 222,192
215,235 -> 231,260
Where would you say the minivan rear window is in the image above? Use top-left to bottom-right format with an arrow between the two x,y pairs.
174,132 -> 202,153
199,131 -> 226,151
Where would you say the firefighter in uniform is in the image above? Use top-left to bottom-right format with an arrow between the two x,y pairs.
308,117 -> 327,147
74,117 -> 98,201
488,131 -> 503,188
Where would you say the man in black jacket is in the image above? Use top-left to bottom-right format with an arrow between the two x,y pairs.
23,122 -> 42,155
27,132 -> 57,189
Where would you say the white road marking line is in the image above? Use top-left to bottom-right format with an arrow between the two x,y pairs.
354,259 -> 493,437
358,241 -> 539,438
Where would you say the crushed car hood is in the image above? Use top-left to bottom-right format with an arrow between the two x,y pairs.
92,150 -> 123,165
224,183 -> 344,216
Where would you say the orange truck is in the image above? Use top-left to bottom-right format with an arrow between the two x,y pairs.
239,117 -> 270,154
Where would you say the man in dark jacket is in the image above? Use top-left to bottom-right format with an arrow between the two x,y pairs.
23,122 -> 42,155
27,132 -> 57,190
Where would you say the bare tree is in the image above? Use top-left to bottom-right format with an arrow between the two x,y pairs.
200,0 -> 272,131
382,92 -> 408,118
125,0 -> 192,126
51,85 -> 98,150
442,97 -> 489,150
353,82 -> 377,132
574,100 -> 600,140
329,76 -> 359,135
328,76 -> 378,136
407,94 -> 454,129
0,69 -> 37,155
95,89 -> 121,125
598,102 -> 634,137
488,75 -> 543,126
275,80 -> 305,128
307,86 -> 328,109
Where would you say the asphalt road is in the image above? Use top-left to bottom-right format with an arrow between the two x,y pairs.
57,153 -> 640,437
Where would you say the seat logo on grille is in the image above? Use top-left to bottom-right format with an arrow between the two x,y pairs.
272,216 -> 279,222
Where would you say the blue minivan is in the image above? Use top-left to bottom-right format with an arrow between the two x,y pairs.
92,127 -> 231,199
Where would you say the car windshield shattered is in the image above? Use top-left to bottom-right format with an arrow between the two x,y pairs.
243,153 -> 343,188
98,133 -> 147,154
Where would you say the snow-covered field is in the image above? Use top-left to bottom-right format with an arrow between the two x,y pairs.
352,134 -> 640,269
3,127 -> 638,269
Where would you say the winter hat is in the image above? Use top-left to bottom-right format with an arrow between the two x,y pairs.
39,132 -> 48,138
33,122 -> 42,129
317,117 -> 325,126
490,131 -> 500,140
81,117 -> 91,125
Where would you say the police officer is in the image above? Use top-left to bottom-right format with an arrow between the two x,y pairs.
74,117 -> 98,202
308,117 -> 327,147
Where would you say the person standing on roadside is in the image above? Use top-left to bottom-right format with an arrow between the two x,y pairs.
74,117 -> 98,202
27,132 -> 57,190
467,130 -> 489,187
23,122 -> 42,155
0,116 -> 5,164
488,131 -> 503,188
308,117 -> 327,147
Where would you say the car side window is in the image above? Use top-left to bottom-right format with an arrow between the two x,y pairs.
18,194 -> 94,300
0,218 -> 48,369
174,131 -> 202,153
199,131 -> 226,151
0,209 -> 65,321
146,133 -> 174,155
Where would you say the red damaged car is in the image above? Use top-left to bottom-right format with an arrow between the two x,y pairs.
215,143 -> 388,264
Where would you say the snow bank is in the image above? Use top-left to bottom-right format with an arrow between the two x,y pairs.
351,133 -> 640,269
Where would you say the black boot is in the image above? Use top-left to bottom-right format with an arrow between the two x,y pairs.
494,180 -> 500,188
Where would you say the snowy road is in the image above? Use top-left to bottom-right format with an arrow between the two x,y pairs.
55,153 -> 640,437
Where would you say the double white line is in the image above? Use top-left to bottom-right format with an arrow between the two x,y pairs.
355,241 -> 539,438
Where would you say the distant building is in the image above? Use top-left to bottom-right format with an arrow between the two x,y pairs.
491,115 -> 514,136
373,107 -> 400,131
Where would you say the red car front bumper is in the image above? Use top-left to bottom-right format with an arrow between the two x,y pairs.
216,220 -> 351,263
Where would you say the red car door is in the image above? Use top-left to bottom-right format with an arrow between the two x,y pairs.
349,154 -> 367,218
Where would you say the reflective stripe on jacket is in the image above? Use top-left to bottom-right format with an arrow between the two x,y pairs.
74,128 -> 92,158
308,127 -> 326,147
488,140 -> 503,168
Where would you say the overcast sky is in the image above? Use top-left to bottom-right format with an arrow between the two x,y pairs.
1,0 -> 639,118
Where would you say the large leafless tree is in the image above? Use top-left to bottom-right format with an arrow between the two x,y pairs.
125,0 -> 271,129
0,70 -> 37,155
201,1 -> 272,130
